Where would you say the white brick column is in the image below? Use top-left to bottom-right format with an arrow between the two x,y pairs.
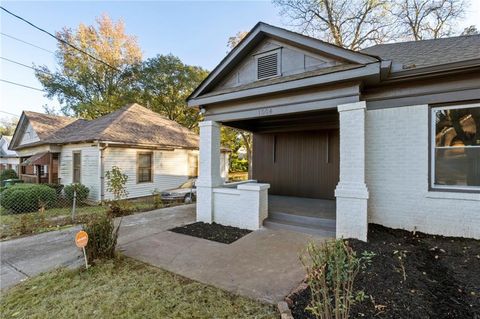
196,120 -> 223,223
335,101 -> 369,241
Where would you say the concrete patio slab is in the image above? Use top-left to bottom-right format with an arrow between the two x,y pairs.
120,208 -> 328,303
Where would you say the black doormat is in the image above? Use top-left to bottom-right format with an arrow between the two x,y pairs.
169,222 -> 252,244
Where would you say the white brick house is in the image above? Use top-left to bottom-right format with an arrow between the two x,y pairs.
188,22 -> 480,240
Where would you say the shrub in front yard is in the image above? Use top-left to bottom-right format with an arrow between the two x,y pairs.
83,214 -> 120,261
1,184 -> 57,214
301,240 -> 374,319
104,166 -> 129,216
0,168 -> 18,182
64,183 -> 90,204
45,183 -> 64,196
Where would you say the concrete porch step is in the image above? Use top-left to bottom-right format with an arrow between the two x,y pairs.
268,211 -> 336,228
263,218 -> 336,237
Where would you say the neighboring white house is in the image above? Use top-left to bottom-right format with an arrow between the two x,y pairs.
187,22 -> 480,240
0,136 -> 20,173
9,103 -> 229,201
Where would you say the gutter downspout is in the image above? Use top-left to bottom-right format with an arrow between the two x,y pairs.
97,142 -> 107,202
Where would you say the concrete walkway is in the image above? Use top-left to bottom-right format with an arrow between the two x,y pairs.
0,226 -> 83,289
1,204 -> 328,303
119,206 -> 327,303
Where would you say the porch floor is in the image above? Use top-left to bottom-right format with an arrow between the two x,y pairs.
268,195 -> 336,219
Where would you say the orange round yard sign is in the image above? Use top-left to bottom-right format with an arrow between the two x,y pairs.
75,231 -> 89,248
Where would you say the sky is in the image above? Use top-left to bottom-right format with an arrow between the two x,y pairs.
0,0 -> 479,120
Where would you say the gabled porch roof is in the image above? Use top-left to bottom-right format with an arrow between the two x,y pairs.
187,22 -> 381,107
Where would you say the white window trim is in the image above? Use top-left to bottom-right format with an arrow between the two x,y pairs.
72,151 -> 82,184
430,102 -> 480,192
254,48 -> 282,81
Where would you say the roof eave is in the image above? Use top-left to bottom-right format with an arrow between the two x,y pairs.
188,62 -> 380,107
383,58 -> 480,82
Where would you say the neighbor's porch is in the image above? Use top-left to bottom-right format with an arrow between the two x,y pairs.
19,152 -> 60,184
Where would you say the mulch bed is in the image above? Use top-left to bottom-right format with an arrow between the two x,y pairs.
169,222 -> 252,244
290,224 -> 480,319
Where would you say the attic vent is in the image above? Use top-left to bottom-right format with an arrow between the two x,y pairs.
256,51 -> 280,80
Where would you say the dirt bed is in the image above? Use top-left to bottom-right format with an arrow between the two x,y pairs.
290,224 -> 480,319
170,222 -> 251,244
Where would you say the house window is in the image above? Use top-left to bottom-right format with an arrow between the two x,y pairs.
137,152 -> 153,183
255,49 -> 281,80
73,151 -> 81,183
431,103 -> 480,191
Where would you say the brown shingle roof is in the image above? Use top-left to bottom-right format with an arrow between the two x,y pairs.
23,104 -> 199,149
23,111 -> 78,140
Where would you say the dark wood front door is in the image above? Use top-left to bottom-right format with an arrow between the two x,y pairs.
252,130 -> 339,199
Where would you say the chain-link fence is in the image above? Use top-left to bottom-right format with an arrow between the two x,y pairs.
0,182 -> 184,239
0,183 -> 89,215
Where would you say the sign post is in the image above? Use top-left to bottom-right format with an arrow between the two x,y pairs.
75,230 -> 89,269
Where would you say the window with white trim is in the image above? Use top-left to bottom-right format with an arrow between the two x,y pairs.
431,103 -> 480,191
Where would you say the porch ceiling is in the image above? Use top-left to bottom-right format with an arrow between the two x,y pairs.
223,109 -> 339,133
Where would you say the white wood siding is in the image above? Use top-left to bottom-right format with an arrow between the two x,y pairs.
19,122 -> 40,146
59,144 -> 100,201
102,147 -> 197,200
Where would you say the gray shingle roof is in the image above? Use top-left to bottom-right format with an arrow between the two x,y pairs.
361,34 -> 480,70
21,104 -> 199,149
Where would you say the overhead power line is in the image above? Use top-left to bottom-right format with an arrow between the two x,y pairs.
0,32 -> 55,53
0,79 -> 44,92
1,56 -> 49,74
0,110 -> 21,118
0,6 -> 119,71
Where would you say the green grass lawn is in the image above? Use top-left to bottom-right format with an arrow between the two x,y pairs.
0,257 -> 277,319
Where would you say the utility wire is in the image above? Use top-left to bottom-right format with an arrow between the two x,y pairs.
0,110 -> 21,118
0,6 -> 119,71
1,56 -> 49,74
0,32 -> 55,54
0,79 -> 44,92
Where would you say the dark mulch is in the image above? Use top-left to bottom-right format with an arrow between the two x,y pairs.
290,224 -> 480,319
169,222 -> 252,244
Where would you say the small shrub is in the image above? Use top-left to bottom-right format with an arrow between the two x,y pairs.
152,189 -> 163,209
83,214 -> 120,261
105,166 -> 128,200
301,240 -> 374,319
105,199 -> 133,217
229,158 -> 248,172
64,183 -> 90,204
45,183 -> 64,196
1,183 -> 57,214
104,166 -> 129,216
0,169 -> 18,182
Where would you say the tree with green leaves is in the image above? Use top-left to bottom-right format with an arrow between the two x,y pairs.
35,14 -> 143,119
135,54 -> 209,130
